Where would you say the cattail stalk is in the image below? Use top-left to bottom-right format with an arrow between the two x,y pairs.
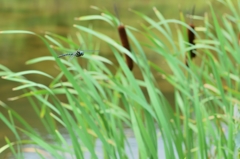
118,25 -> 134,70
185,6 -> 196,67
188,24 -> 196,58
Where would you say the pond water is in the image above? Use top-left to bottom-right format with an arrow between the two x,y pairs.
2,128 -> 169,159
0,0 -> 216,158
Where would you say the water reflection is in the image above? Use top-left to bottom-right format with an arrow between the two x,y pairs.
3,128 -> 167,159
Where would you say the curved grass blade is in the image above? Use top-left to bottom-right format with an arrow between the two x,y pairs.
26,56 -> 56,65
75,15 -> 114,26
2,70 -> 53,79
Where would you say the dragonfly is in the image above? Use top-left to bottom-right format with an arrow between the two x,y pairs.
58,49 -> 98,61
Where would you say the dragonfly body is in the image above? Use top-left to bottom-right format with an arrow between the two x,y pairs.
58,50 -> 84,58
58,49 -> 98,61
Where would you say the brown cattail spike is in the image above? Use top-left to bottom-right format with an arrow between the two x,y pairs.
118,25 -> 133,70
185,5 -> 196,67
188,24 -> 196,58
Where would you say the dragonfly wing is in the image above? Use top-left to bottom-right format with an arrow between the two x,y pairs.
68,53 -> 76,61
83,50 -> 99,52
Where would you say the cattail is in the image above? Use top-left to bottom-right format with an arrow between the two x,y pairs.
185,5 -> 196,67
118,24 -> 134,71
188,24 -> 196,58
114,4 -> 133,71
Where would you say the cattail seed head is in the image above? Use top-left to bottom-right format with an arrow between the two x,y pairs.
118,25 -> 133,71
188,24 -> 196,58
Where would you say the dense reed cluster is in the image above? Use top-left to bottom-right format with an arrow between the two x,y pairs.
0,1 -> 239,159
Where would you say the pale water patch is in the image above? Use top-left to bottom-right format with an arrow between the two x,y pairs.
3,122 -> 239,159
3,129 -> 168,159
